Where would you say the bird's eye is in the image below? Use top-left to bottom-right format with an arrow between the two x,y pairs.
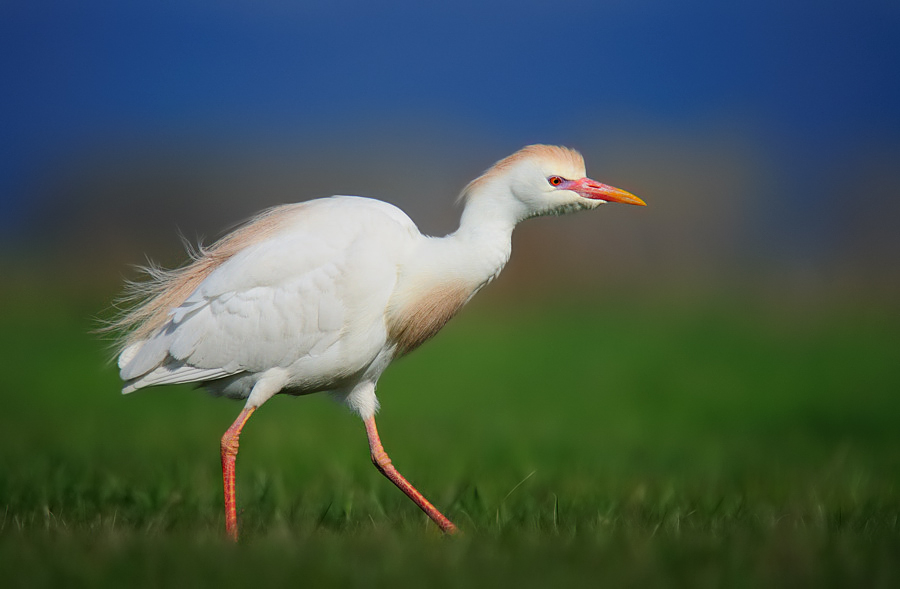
548,176 -> 564,187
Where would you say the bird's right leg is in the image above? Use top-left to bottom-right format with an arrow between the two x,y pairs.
221,406 -> 256,542
364,416 -> 458,534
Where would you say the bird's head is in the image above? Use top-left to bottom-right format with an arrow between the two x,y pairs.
460,145 -> 645,221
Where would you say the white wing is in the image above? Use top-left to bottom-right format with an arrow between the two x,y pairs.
119,196 -> 420,394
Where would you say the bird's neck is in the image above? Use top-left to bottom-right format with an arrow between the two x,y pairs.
384,196 -> 520,356
450,194 -> 522,285
397,195 -> 519,298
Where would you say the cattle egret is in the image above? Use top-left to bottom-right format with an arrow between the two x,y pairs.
111,144 -> 645,540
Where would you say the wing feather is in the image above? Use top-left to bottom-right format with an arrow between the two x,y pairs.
119,196 -> 419,394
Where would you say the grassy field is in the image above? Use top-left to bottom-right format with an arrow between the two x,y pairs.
1,283 -> 898,587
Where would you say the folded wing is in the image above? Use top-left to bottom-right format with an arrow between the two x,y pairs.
118,196 -> 420,395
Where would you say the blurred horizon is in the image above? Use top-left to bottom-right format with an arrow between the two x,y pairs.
2,6 -> 899,583
1,1 -> 898,300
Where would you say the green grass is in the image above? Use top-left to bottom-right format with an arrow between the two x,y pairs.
1,285 -> 898,587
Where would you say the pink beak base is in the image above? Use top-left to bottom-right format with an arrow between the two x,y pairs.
570,177 -> 646,206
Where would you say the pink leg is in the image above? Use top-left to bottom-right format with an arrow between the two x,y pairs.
221,406 -> 256,541
364,416 -> 458,534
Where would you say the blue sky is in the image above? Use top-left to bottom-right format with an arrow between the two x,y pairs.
1,1 -> 899,235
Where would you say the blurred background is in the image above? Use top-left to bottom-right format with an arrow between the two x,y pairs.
1,0 -> 897,300
1,3 -> 899,584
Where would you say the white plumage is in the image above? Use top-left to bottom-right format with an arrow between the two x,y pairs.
120,197 -> 415,412
111,144 -> 645,539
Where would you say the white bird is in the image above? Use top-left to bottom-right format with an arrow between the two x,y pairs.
112,144 -> 645,540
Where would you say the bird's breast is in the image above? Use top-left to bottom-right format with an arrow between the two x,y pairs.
386,281 -> 475,357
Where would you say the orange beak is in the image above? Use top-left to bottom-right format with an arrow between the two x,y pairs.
570,177 -> 646,206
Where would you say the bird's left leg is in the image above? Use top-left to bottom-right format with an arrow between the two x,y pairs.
364,416 -> 458,534
221,406 -> 256,541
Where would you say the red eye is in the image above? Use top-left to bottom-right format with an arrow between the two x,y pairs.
548,176 -> 564,186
